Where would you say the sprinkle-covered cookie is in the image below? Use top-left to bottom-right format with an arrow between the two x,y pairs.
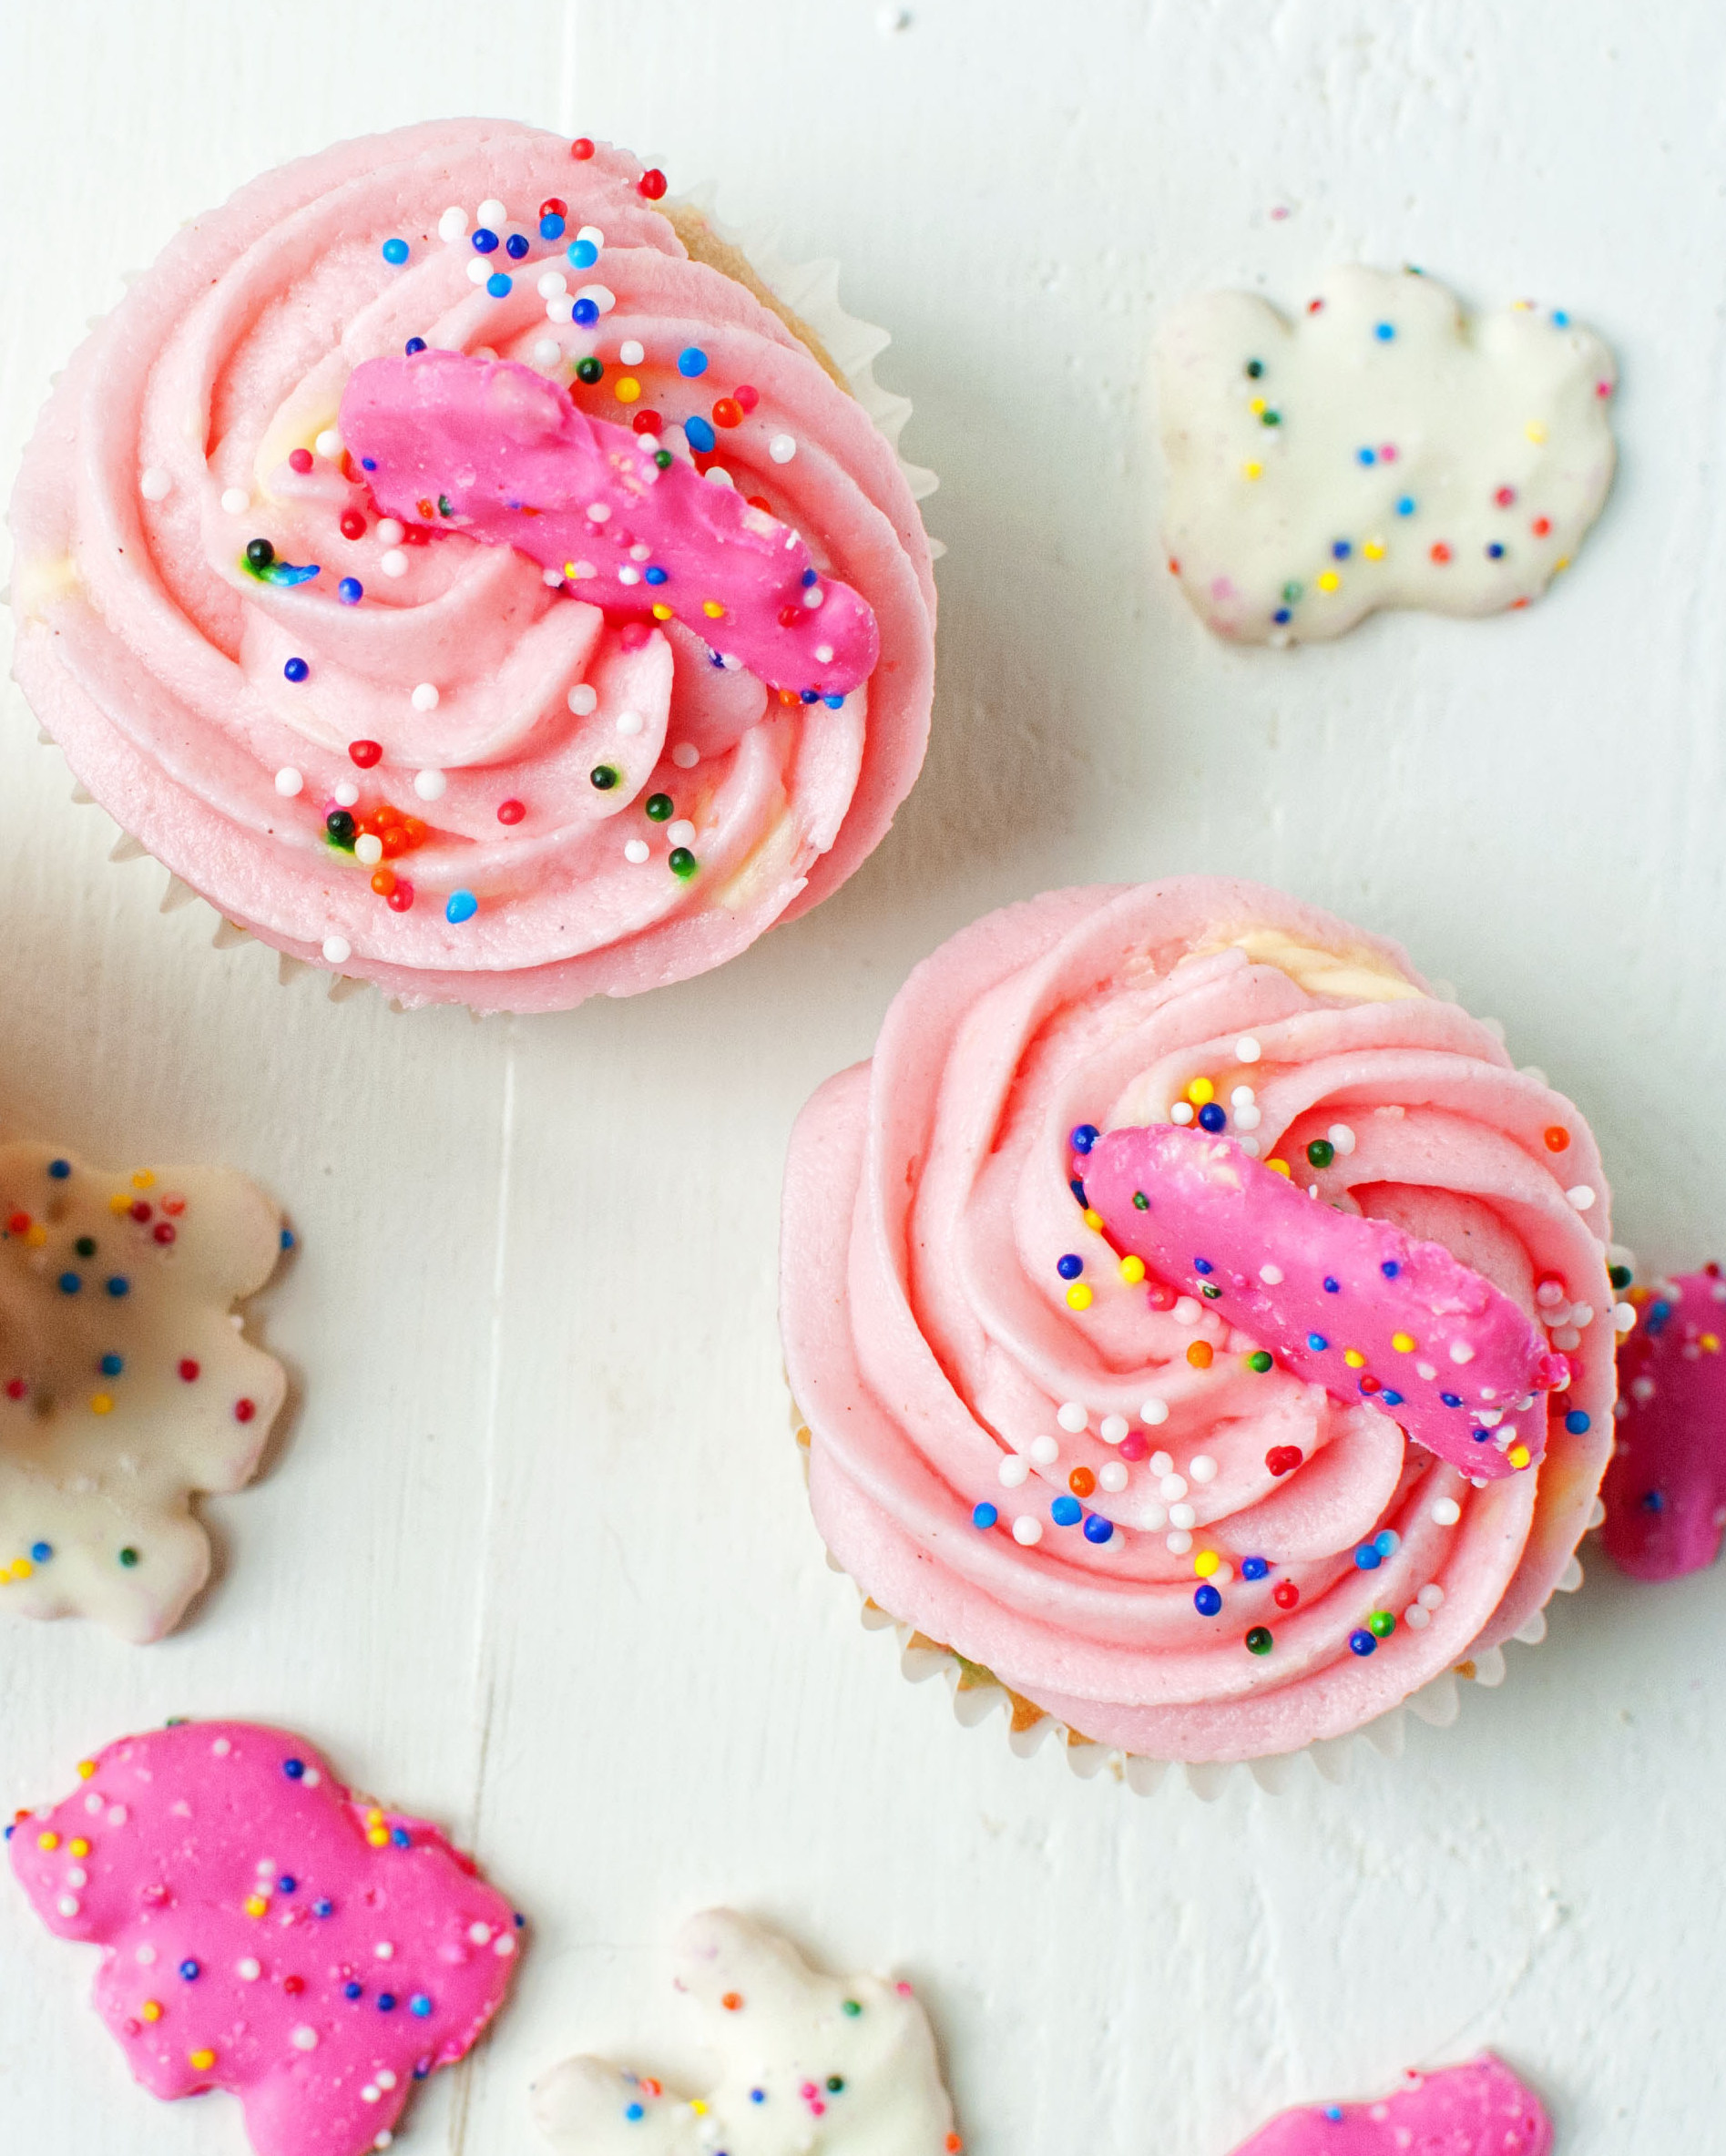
1603,1267 -> 1726,1579
1229,2055 -> 1550,2154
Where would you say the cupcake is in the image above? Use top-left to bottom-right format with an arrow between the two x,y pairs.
10,122 -> 936,1011
781,880 -> 1623,1777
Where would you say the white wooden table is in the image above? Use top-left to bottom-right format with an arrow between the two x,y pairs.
0,4 -> 1719,2149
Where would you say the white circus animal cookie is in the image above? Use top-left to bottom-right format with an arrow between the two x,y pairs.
1154,264 -> 1617,642
0,1142 -> 288,1641
532,1909 -> 960,2156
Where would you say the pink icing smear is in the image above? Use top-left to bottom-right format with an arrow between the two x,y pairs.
7,1722 -> 523,2156
1602,1269 -> 1726,1580
1229,2056 -> 1551,2156
339,352 -> 879,696
1087,1125 -> 1569,1482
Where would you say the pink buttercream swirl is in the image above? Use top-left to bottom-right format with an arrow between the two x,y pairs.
8,120 -> 934,1010
8,1721 -> 522,2156
781,880 -> 1617,1763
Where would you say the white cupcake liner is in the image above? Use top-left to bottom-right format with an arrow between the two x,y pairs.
796,1411 -> 1595,1800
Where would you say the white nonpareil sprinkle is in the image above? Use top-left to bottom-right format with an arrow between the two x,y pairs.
1169,1101 -> 1196,1126
619,338 -> 645,366
1448,1340 -> 1475,1364
1566,1185 -> 1597,1211
575,283 -> 616,314
670,741 -> 699,768
373,1941 -> 394,1960
322,935 -> 352,966
467,1923 -> 492,1946
567,684 -> 598,715
466,255 -> 493,287
1432,1497 -> 1462,1526
438,206 -> 468,243
1159,1473 -> 1188,1501
802,584 -> 823,608
139,466 -> 171,501
536,270 -> 567,298
1012,1516 -> 1043,1547
546,295 -> 576,324
274,767 -> 303,797
1149,1450 -> 1174,1476
333,781 -> 360,808
1143,1502 -> 1169,1530
997,1455 -> 1029,1488
1140,1396 -> 1169,1425
1404,1604 -> 1431,1630
769,433 -> 798,463
576,224 -> 604,249
567,559 -> 597,579
1029,1435 -> 1059,1466
1188,1454 -> 1219,1484
57,1896 -> 79,1917
1233,1105 -> 1262,1130
376,519 -> 404,546
666,819 -> 696,848
413,769 -> 446,801
1171,1297 -> 1200,1326
1259,1262 -> 1283,1284
237,1957 -> 261,1982
1231,1086 -> 1256,1108
1328,1123 -> 1357,1155
618,565 -> 641,585
1056,1401 -> 1088,1433
476,197 -> 507,228
380,549 -> 409,577
291,2028 -> 319,2052
1098,1462 -> 1129,1493
586,502 -> 611,523
624,839 -> 649,864
1098,1413 -> 1129,1445
543,567 -> 565,587
410,682 -> 440,711
1235,1036 -> 1261,1062
221,487 -> 250,514
532,338 -> 562,369
614,710 -> 643,738
314,429 -> 342,460
1166,1528 -> 1193,1555
354,834 -> 383,867
1614,1303 -> 1638,1333
1417,1582 -> 1445,1609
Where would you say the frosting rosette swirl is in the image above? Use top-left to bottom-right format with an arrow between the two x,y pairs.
9,120 -> 935,1009
781,880 -> 1617,1763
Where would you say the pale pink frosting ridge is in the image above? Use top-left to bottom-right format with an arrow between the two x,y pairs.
1602,1269 -> 1726,1580
8,1721 -> 522,2156
1228,2056 -> 1551,2156
781,881 -> 1617,1763
9,121 -> 935,1011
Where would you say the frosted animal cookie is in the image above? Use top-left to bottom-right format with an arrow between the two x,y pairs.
1154,264 -> 1617,642
0,1142 -> 288,1641
1229,2054 -> 1550,2154
7,1721 -> 525,2156
532,1908 -> 960,2155
1602,1266 -> 1726,1580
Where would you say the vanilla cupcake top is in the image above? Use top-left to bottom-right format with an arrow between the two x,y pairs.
781,880 -> 1620,1763
10,121 -> 935,1010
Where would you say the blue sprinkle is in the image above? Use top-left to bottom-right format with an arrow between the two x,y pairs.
1241,1556 -> 1268,1580
410,1994 -> 433,2018
57,1272 -> 81,1294
1325,2108 -> 1344,2122
392,1827 -> 412,1848
539,214 -> 567,240
281,1229 -> 295,1252
1553,310 -> 1570,327
30,1541 -> 52,1563
179,1959 -> 200,1981
1395,495 -> 1415,516
506,232 -> 530,260
572,297 -> 599,325
1070,1124 -> 1099,1154
1193,1257 -> 1213,1275
283,657 -> 310,683
381,237 -> 409,266
1323,1276 -> 1340,1293
105,1276 -> 129,1298
625,2104 -> 646,2123
1486,542 -> 1506,559
445,890 -> 478,925
644,565 -> 668,585
100,1354 -> 123,1376
1472,1428 -> 1491,1443
1272,608 -> 1292,625
1050,1496 -> 1083,1528
1353,1543 -> 1382,1571
677,346 -> 709,377
1069,1179 -> 1087,1203
1374,1529 -> 1400,1557
277,1875 -> 296,1894
1565,1409 -> 1592,1435
1374,322 -> 1395,341
1194,1583 -> 1222,1616
1647,1299 -> 1673,1335
972,1502 -> 998,1529
683,414 -> 717,454
485,271 -> 512,299
313,1899 -> 333,1918
802,567 -> 819,587
1057,1254 -> 1084,1281
800,688 -> 819,703
1082,1514 -> 1113,1544
344,1981 -> 363,2000
282,1759 -> 305,1780
1349,1629 -> 1376,1655
1641,1488 -> 1665,1512
471,228 -> 498,254
362,457 -> 377,472
1380,1388 -> 1403,1406
1198,1102 -> 1227,1132
822,692 -> 845,710
568,240 -> 598,271
1440,1392 -> 1462,1407
1381,1260 -> 1400,1278
1356,446 -> 1376,465
338,577 -> 363,605
47,1160 -> 72,1180
1332,539 -> 1352,561
1307,1333 -> 1329,1352
404,337 -> 427,355
751,2090 -> 766,2104
377,1993 -> 396,2013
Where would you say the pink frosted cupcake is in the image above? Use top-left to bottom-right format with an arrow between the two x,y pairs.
10,122 -> 935,1010
781,880 -> 1624,1780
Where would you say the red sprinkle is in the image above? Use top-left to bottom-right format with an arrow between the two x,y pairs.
1532,516 -> 1552,536
746,496 -> 773,515
160,1195 -> 186,1216
234,1399 -> 256,1424
638,168 -> 668,199
496,799 -> 526,825
777,605 -> 803,628
5,1211 -> 28,1235
288,447 -> 313,475
1145,1281 -> 1177,1312
1118,1433 -> 1149,1462
1429,541 -> 1452,565
340,510 -> 367,541
386,881 -> 415,913
539,197 -> 567,220
5,1379 -> 26,1401
349,741 -> 383,769
129,1200 -> 152,1222
1494,485 -> 1517,507
733,384 -> 760,414
178,1359 -> 200,1383
153,1222 -> 176,1245
619,622 -> 650,651
571,138 -> 595,159
630,408 -> 663,435
712,397 -> 742,428
1272,1579 -> 1300,1609
1265,1445 -> 1304,1477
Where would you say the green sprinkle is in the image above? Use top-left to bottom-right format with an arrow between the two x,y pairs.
669,847 -> 698,880
575,356 -> 603,384
1132,1190 -> 1149,1211
1367,1609 -> 1395,1639
644,793 -> 674,822
118,1548 -> 139,1568
589,765 -> 619,791
1246,1350 -> 1273,1374
1306,1138 -> 1335,1169
654,450 -> 673,470
1245,1626 -> 1273,1655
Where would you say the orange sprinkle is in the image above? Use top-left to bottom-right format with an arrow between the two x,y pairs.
1543,1126 -> 1570,1152
1067,1466 -> 1097,1498
1186,1341 -> 1214,1369
371,869 -> 396,897
721,1991 -> 744,2011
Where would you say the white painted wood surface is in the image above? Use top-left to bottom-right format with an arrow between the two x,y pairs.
0,3 -> 1719,2149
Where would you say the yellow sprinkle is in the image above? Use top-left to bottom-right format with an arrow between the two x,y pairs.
68,1839 -> 90,1859
141,2000 -> 162,2023
1525,420 -> 1547,444
108,1192 -> 131,1214
1119,1255 -> 1146,1285
1249,397 -> 1268,416
76,1762 -> 97,1781
1193,1549 -> 1220,1579
131,1170 -> 154,1190
1241,459 -> 1262,481
1362,538 -> 1386,561
91,1394 -> 114,1415
1265,1159 -> 1292,1179
702,600 -> 726,619
614,376 -> 641,403
1082,1209 -> 1104,1232
365,1809 -> 383,1825
189,2049 -> 216,2073
1186,1077 -> 1215,1107
1391,1332 -> 1416,1354
562,562 -> 581,579
37,1833 -> 58,1851
1507,1445 -> 1531,1469
1553,556 -> 1569,571
651,603 -> 673,620
367,1829 -> 389,1847
1316,569 -> 1341,593
1343,1349 -> 1366,1370
244,1895 -> 268,1918
1701,1333 -> 1721,1354
12,1558 -> 35,1580
25,1224 -> 46,1248
689,2100 -> 709,2118
1066,1283 -> 1094,1312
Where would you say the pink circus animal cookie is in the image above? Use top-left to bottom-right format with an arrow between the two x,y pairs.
1602,1269 -> 1726,1580
0,1142 -> 288,1642
1229,2055 -> 1550,2155
8,1722 -> 524,2156
1086,1124 -> 1572,1481
340,353 -> 879,700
